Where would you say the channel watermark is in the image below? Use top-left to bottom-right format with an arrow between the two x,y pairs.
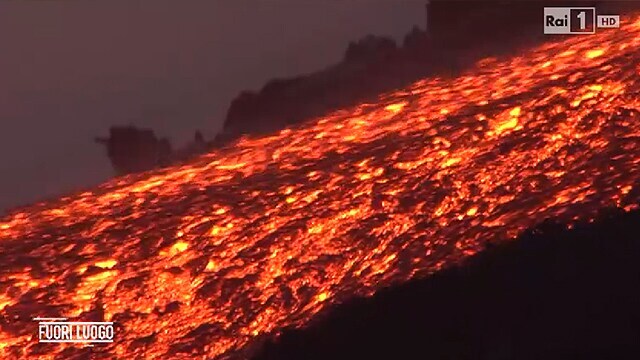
544,7 -> 620,35
34,317 -> 114,346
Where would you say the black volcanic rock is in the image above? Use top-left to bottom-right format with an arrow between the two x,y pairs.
96,126 -> 211,175
344,35 -> 397,63
95,126 -> 172,176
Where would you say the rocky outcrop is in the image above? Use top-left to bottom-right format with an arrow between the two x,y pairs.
220,34 -> 410,143
96,127 -> 208,175
220,0 -> 639,145
95,126 -> 172,175
218,2 -> 529,143
344,35 -> 398,63
97,1 -> 640,174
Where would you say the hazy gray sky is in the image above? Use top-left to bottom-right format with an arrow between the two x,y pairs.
0,0 -> 424,213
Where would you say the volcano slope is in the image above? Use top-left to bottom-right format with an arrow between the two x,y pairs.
254,205 -> 640,360
1,14 -> 640,360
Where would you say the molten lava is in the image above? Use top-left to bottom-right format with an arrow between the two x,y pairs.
2,16 -> 640,360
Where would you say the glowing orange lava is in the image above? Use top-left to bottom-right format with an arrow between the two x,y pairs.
2,15 -> 640,360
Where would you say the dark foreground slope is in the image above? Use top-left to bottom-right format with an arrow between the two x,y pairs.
254,205 -> 640,360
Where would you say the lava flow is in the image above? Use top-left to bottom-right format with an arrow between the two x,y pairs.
2,16 -> 640,360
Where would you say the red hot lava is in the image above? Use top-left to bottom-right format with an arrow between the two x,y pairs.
2,15 -> 640,360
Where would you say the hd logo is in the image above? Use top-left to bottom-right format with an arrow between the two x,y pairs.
544,7 -> 595,34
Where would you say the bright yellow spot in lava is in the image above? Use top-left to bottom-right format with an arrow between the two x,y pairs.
307,223 -> 324,234
0,295 -> 12,311
210,226 -> 224,236
559,49 -> 576,57
205,260 -> 217,271
494,118 -> 519,135
86,270 -> 117,283
317,292 -> 329,302
95,259 -> 117,269
585,49 -> 605,59
466,207 -> 479,216
174,241 -> 188,252
442,157 -> 462,168
385,102 -> 406,113
164,241 -> 189,256
217,162 -> 246,170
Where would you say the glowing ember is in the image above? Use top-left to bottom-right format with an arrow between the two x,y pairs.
2,15 -> 640,359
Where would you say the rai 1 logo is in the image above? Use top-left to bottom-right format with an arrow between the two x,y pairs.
544,7 -> 620,35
